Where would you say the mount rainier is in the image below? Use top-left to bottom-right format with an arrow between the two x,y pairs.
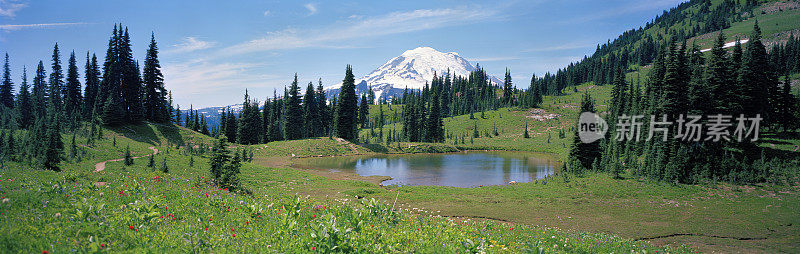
324,47 -> 503,101
196,47 -> 502,127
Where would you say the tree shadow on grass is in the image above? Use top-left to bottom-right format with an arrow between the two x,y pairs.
108,124 -> 160,146
153,123 -> 185,146
360,144 -> 389,153
106,123 -> 185,147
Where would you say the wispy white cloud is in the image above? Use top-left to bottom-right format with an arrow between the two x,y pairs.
0,0 -> 26,18
263,10 -> 271,16
165,37 -> 217,54
163,61 -> 280,96
304,3 -> 317,16
222,7 -> 501,55
0,22 -> 88,30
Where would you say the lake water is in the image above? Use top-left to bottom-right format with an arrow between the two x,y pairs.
294,151 -> 559,187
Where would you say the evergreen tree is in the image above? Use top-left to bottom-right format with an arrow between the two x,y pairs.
523,121 -> 530,138
237,90 -> 263,144
359,93 -> 369,128
503,68 -> 513,105
83,53 -> 100,118
706,32 -> 732,113
225,108 -> 237,142
568,92 -> 600,171
284,74 -> 304,140
781,75 -> 796,131
143,32 -> 168,122
124,145 -> 134,165
739,20 -> 776,126
0,54 -> 13,108
209,136 -> 231,181
40,107 -> 64,171
425,91 -> 444,142
221,148 -> 241,190
316,79 -> 328,135
49,44 -> 64,111
32,61 -> 48,119
303,81 -> 320,137
101,94 -> 125,126
174,105 -> 182,125
148,153 -> 155,168
335,65 -> 359,141
120,28 -> 145,123
64,51 -> 82,116
160,158 -> 169,173
16,67 -> 33,128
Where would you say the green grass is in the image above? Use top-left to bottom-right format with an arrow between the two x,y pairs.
0,123 -> 691,253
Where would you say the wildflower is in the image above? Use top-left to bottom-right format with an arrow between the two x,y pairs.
42,251 -> 49,254
312,247 -> 315,251
232,233 -> 236,237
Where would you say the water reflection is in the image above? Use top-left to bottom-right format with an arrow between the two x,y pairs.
294,152 -> 558,187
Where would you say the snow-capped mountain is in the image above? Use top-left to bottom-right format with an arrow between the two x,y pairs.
196,47 -> 502,127
325,47 -> 503,101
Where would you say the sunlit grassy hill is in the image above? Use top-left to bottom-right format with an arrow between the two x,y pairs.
0,121 -> 694,253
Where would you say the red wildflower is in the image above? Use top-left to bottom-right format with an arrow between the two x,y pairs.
232,233 -> 236,237
42,251 -> 49,254
312,247 -> 315,251
100,243 -> 106,248
209,218 -> 212,221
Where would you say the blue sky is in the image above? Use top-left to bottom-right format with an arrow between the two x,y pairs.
0,0 -> 685,108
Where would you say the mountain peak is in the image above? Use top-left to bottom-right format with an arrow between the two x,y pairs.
325,47 -> 502,101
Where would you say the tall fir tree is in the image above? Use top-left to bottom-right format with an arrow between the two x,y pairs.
40,106 -> 64,171
425,91 -> 444,142
64,51 -> 82,117
568,92 -> 600,171
225,108 -> 237,142
706,32 -> 732,113
143,32 -> 168,122
335,65 -> 359,141
237,90 -> 263,144
739,20 -> 776,125
284,74 -> 304,140
32,61 -> 47,119
303,81 -> 320,137
0,54 -> 13,108
359,93 -> 369,128
16,67 -> 33,128
503,68 -> 513,105
120,27 -> 145,123
209,136 -> 231,181
83,53 -> 100,118
49,44 -> 64,111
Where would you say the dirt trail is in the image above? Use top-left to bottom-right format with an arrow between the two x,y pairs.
334,138 -> 360,154
94,146 -> 159,172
